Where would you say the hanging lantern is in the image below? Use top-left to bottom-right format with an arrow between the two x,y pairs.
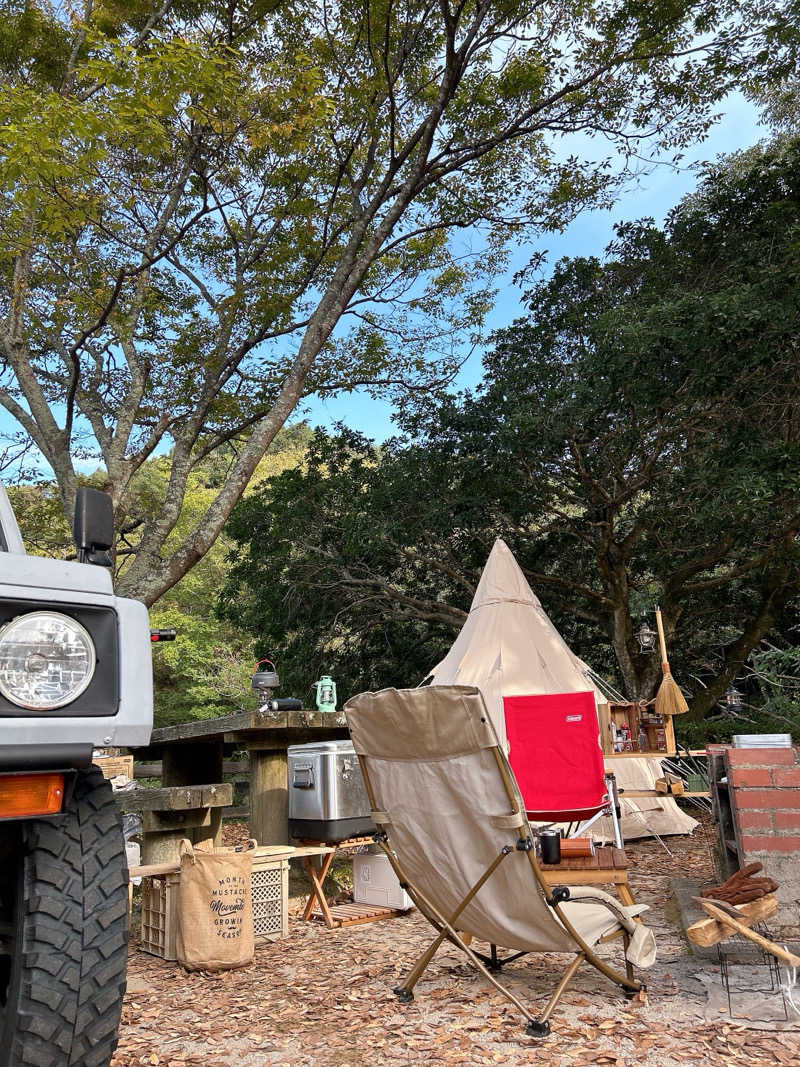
635,614 -> 657,654
725,684 -> 742,711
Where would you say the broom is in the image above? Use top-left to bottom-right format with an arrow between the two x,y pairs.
654,607 -> 688,716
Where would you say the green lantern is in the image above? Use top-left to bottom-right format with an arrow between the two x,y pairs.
313,675 -> 337,714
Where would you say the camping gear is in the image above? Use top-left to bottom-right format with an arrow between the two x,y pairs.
700,862 -> 779,904
264,697 -> 303,712
313,674 -> 337,713
427,539 -> 604,748
654,608 -> 688,716
251,658 -> 280,704
288,740 -> 374,842
558,837 -> 595,859
176,839 -> 254,972
504,690 -> 609,822
733,733 -> 793,747
539,829 -> 561,864
353,849 -> 414,910
344,685 -> 656,1039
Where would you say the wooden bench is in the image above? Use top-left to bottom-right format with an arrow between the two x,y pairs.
116,783 -> 233,863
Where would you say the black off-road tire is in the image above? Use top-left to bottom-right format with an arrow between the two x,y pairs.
0,766 -> 129,1067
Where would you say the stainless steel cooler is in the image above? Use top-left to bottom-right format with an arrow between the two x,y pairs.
287,739 -> 375,842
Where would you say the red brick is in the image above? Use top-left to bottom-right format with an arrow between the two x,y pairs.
740,834 -> 800,853
734,789 -> 800,810
735,809 -> 772,829
772,767 -> 800,787
728,768 -> 772,787
726,747 -> 797,766
773,810 -> 800,831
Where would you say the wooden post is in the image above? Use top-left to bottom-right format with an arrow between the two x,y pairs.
248,747 -> 289,846
162,742 -> 225,846
140,829 -> 186,866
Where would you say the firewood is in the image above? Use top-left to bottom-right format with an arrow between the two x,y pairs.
687,894 -> 778,948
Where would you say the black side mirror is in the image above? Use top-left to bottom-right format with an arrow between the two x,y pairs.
73,488 -> 114,566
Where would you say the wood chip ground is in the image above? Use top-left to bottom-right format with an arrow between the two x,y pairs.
113,816 -> 800,1065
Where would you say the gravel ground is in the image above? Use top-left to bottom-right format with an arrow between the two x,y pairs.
113,817 -> 800,1066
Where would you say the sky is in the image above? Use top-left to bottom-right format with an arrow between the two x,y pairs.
303,91 -> 766,443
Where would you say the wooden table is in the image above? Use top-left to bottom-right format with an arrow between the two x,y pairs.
539,846 -> 635,907
297,837 -> 404,929
140,709 -> 350,848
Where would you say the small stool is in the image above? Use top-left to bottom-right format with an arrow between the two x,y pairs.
539,846 -> 635,907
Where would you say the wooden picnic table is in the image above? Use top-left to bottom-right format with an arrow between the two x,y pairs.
139,707 -> 350,849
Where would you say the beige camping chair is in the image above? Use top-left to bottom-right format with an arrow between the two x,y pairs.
344,685 -> 656,1038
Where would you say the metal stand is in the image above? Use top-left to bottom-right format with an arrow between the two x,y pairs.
570,773 -> 624,849
717,922 -> 789,1022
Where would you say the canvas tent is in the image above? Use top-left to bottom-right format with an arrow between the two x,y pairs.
427,539 -> 697,841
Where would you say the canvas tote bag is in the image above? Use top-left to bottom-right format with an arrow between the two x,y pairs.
176,839 -> 255,971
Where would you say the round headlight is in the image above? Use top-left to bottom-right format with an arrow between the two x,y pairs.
0,611 -> 96,710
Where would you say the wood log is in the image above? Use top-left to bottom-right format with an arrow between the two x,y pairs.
695,898 -> 800,967
687,893 -> 778,947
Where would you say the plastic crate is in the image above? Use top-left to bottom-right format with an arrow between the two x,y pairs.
251,852 -> 289,941
140,872 -> 180,960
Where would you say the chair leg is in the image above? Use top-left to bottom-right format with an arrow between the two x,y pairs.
525,953 -> 585,1039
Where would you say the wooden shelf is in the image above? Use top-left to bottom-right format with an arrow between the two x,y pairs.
596,701 -> 676,757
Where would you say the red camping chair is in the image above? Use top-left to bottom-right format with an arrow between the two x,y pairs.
504,692 -> 622,843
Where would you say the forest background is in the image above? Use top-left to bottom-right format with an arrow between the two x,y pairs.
1,1 -> 799,743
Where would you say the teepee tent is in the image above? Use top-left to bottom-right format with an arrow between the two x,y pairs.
427,538 -> 604,750
428,539 -> 697,841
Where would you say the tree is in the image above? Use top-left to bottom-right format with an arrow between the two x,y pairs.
219,428 -> 482,696
0,0 -> 790,605
9,422 -> 311,725
220,138 -> 800,715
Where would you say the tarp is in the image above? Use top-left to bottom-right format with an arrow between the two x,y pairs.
600,757 -> 698,842
428,539 -> 697,839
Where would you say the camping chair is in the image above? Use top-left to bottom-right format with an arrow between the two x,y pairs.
343,685 -> 656,1038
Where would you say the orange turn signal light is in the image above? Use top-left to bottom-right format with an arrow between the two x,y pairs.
0,773 -> 65,818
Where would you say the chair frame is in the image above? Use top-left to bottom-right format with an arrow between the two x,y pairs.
356,744 -> 643,1038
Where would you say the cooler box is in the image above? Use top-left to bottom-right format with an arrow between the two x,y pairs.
288,739 -> 375,842
353,850 -> 413,911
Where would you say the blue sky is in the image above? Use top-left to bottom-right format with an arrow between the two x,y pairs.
304,91 -> 765,442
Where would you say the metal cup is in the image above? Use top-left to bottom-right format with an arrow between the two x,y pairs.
540,829 -> 561,864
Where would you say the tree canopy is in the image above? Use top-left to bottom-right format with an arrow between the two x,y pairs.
219,137 -> 800,724
1,0 -> 794,604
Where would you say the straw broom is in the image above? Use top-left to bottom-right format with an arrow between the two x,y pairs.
654,607 -> 688,716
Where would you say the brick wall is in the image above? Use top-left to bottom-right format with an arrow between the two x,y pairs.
724,745 -> 800,928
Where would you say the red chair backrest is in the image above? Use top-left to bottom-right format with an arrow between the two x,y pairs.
503,691 -> 606,821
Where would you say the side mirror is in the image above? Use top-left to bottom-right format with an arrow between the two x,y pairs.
73,488 -> 114,566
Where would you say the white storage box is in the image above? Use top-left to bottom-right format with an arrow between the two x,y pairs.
353,851 -> 413,911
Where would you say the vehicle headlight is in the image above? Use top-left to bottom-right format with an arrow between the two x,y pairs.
0,611 -> 96,710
